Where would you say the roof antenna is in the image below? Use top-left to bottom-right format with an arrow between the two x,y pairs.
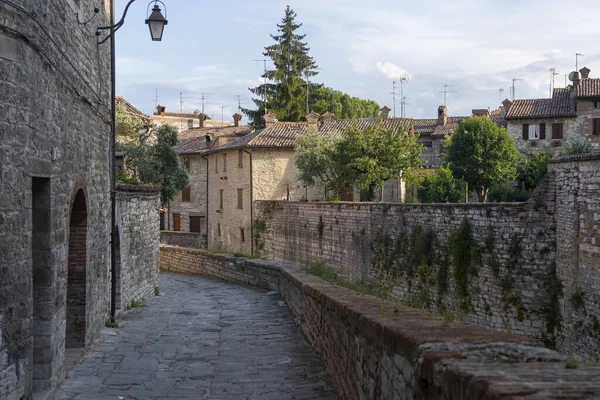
440,84 -> 456,107
499,88 -> 504,104
576,53 -> 584,71
511,78 -> 524,100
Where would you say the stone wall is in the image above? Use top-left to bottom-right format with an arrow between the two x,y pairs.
254,179 -> 557,341
550,154 -> 600,360
0,0 -> 112,397
506,117 -> 578,153
160,245 -> 600,399
161,231 -> 207,249
116,189 -> 161,314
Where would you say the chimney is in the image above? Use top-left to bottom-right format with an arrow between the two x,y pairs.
472,109 -> 490,117
580,66 -> 590,79
321,111 -> 335,121
571,71 -> 581,87
305,112 -> 320,126
438,105 -> 447,126
264,112 -> 278,127
199,113 -> 205,128
380,106 -> 391,119
232,113 -> 242,127
156,105 -> 166,116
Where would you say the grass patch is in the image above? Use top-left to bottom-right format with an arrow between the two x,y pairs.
105,320 -> 119,328
565,358 -> 579,369
232,252 -> 261,259
207,248 -> 229,254
302,261 -> 392,300
130,299 -> 142,308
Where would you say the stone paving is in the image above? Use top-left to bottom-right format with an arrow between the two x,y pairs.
53,273 -> 336,399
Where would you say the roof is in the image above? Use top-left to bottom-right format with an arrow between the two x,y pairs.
319,117 -> 412,134
505,88 -> 576,120
179,125 -> 253,140
489,107 -> 507,127
412,117 -> 469,136
248,122 -> 311,148
175,136 -> 213,154
153,111 -> 210,119
576,78 -> 600,98
116,97 -> 150,122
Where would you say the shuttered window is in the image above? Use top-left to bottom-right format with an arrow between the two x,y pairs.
189,216 -> 202,233
539,123 -> 546,140
522,124 -> 528,140
182,185 -> 191,202
593,118 -> 600,136
552,123 -> 564,139
173,213 -> 181,232
237,188 -> 243,209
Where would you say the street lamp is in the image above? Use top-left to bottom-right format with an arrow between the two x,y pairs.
97,0 -> 168,323
146,2 -> 168,41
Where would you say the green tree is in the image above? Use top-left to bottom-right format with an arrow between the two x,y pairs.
309,87 -> 380,119
242,6 -> 318,126
119,124 -> 189,204
516,150 -> 555,191
294,127 -> 343,189
443,116 -> 519,202
419,166 -> 465,203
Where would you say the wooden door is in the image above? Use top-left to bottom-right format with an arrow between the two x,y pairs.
173,213 -> 181,231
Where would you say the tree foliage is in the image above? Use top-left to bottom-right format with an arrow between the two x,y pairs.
241,6 -> 379,127
295,124 -> 423,200
418,166 -> 465,203
443,116 -> 519,202
116,102 -> 143,141
516,150 -> 555,191
118,124 -> 189,205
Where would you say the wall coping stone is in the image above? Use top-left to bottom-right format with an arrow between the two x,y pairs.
116,183 -> 161,193
549,151 -> 600,164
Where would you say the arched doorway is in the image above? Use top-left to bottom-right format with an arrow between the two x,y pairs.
66,189 -> 87,348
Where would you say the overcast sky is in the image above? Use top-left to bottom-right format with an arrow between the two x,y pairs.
115,0 -> 599,123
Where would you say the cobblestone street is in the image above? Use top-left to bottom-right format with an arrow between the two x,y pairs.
53,273 -> 335,399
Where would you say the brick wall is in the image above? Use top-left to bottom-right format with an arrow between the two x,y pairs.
161,231 -> 207,249
116,190 -> 161,313
160,246 -> 600,399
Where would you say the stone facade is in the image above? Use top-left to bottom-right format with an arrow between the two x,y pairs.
160,245 -> 600,399
253,155 -> 600,361
167,154 -> 207,233
116,189 -> 161,314
551,154 -> 600,360
0,0 -> 112,397
506,116 -> 579,153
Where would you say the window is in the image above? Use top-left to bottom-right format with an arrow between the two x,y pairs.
182,156 -> 190,171
188,119 -> 193,129
160,212 -> 165,230
189,216 -> 202,233
240,228 -> 245,243
222,153 -> 227,172
422,141 -> 433,148
594,118 -> 600,136
217,223 -> 221,236
522,123 -> 545,140
238,149 -> 243,168
219,189 -> 224,209
594,101 -> 600,110
552,123 -> 564,139
182,185 -> 191,202
173,213 -> 181,232
215,156 -> 218,173
237,188 -> 243,209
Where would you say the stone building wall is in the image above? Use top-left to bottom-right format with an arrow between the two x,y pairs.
160,245 -> 600,399
0,0 -> 112,397
550,154 -> 600,360
116,190 -> 161,314
506,117 -> 578,153
160,231 -> 207,249
168,154 -> 207,233
574,99 -> 600,149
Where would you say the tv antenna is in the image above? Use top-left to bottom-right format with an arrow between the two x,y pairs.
576,53 -> 584,71
401,96 -> 410,117
154,89 -> 159,108
391,77 -> 409,118
511,78 -> 523,100
252,58 -> 269,117
549,67 -> 559,97
440,84 -> 456,107
391,81 -> 398,118
499,88 -> 504,103
221,105 -> 227,124
200,92 -> 213,119
236,94 -> 243,112
304,67 -> 322,115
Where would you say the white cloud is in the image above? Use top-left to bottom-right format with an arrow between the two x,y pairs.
376,62 -> 408,80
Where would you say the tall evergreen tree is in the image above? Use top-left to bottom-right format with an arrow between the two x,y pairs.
242,6 -> 318,127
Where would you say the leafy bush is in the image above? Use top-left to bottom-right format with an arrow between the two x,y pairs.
488,183 -> 531,202
516,150 -> 555,191
563,139 -> 592,155
418,166 -> 465,203
115,170 -> 141,185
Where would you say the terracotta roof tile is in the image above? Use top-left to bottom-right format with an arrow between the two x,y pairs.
179,125 -> 253,140
506,88 -> 576,119
248,122 -> 312,148
576,78 -> 600,98
319,117 -> 413,134
175,136 -> 213,154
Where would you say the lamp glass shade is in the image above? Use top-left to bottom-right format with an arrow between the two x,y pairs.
145,5 -> 168,41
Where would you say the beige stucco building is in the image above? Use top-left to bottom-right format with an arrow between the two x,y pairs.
505,67 -> 600,153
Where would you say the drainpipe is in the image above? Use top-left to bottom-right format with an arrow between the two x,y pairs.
244,149 -> 253,255
109,0 -> 117,323
201,154 -> 209,246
